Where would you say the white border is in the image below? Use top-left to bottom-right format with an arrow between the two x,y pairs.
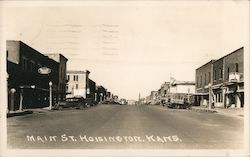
0,1 -> 249,157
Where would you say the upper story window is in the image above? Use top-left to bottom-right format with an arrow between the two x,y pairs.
219,68 -> 222,79
227,67 -> 230,79
235,63 -> 239,72
200,75 -> 202,87
208,72 -> 211,83
196,76 -> 199,87
73,75 -> 78,81
67,75 -> 70,81
214,70 -> 217,81
204,73 -> 207,85
21,57 -> 28,72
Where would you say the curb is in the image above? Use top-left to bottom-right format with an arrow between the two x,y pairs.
7,110 -> 33,118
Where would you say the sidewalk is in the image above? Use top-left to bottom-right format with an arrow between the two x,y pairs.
7,107 -> 54,118
191,106 -> 244,119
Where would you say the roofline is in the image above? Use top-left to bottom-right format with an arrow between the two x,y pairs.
45,53 -> 68,61
196,47 -> 243,70
196,59 -> 216,70
7,40 -> 59,65
213,46 -> 244,63
67,70 -> 90,74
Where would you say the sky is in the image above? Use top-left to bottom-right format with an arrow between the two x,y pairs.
2,1 -> 248,100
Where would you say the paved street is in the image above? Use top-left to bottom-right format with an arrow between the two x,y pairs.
7,104 -> 243,149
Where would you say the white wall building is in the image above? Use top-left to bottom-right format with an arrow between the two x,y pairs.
66,70 -> 90,98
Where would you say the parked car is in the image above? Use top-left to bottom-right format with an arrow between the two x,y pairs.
85,98 -> 98,106
53,97 -> 87,110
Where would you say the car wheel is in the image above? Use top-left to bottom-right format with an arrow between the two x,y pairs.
80,105 -> 84,110
58,106 -> 63,110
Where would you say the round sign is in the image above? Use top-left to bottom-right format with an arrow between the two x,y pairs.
38,67 -> 51,75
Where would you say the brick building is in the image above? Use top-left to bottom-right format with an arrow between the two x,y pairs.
7,40 -> 66,110
195,60 -> 216,106
89,79 -> 97,102
46,54 -> 68,101
195,47 -> 244,108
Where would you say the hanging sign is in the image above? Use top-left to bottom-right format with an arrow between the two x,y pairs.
38,67 -> 51,75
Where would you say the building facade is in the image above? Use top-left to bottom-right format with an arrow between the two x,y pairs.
96,85 -> 107,102
195,60 -> 216,106
7,40 -> 61,110
88,79 -> 97,102
195,47 -> 244,108
66,70 -> 90,98
46,54 -> 68,101
169,81 -> 195,94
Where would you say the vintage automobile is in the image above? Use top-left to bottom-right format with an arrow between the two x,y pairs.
166,93 -> 193,109
53,97 -> 87,110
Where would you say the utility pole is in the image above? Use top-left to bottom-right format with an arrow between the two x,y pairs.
208,83 -> 212,110
208,63 -> 214,110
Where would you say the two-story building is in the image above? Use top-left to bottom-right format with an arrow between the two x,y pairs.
195,47 -> 244,108
195,60 -> 216,106
66,70 -> 90,98
46,53 -> 68,101
7,40 -> 66,110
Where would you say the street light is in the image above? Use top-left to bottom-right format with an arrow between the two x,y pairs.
38,67 -> 52,110
49,81 -> 52,110
10,88 -> 16,112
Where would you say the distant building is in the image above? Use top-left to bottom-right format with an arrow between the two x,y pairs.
195,47 -> 244,108
7,40 -> 64,110
148,91 -> 159,105
96,85 -> 107,102
159,82 -> 170,104
169,81 -> 195,94
66,70 -> 90,98
89,79 -> 97,102
127,100 -> 136,105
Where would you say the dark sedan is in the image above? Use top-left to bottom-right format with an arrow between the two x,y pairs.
53,97 -> 87,110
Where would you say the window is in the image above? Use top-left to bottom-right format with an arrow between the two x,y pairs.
67,75 -> 70,81
227,67 -> 230,79
76,84 -> 78,89
6,50 -> 8,58
200,75 -> 202,87
218,93 -> 222,103
235,63 -> 239,72
73,75 -> 78,81
219,68 -> 222,79
21,57 -> 28,71
208,72 -> 211,83
196,76 -> 199,87
204,73 -> 207,85
30,61 -> 35,72
214,70 -> 216,80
